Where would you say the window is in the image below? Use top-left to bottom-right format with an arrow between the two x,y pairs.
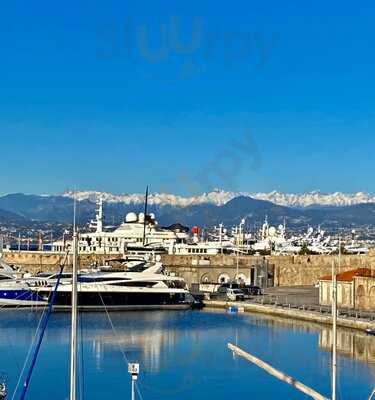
111,281 -> 157,288
79,277 -> 131,283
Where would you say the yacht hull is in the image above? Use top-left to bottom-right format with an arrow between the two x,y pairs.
35,290 -> 193,310
0,289 -> 46,307
53,303 -> 192,311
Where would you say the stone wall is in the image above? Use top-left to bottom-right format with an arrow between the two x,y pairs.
355,276 -> 375,311
319,280 -> 354,308
3,250 -> 375,287
162,253 -> 375,287
270,254 -> 375,286
2,250 -> 123,274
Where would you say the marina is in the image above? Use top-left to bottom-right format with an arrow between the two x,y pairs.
1,234 -> 373,399
3,195 -> 371,257
2,1 -> 375,397
0,309 -> 374,399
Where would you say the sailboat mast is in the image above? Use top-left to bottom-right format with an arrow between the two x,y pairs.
142,186 -> 149,246
331,246 -> 338,400
70,205 -> 78,400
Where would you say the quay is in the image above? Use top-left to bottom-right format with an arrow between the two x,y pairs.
203,300 -> 375,331
3,251 -> 375,286
2,250 -> 375,319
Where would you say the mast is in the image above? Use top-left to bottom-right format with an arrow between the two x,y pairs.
70,199 -> 78,400
142,186 -> 149,246
331,242 -> 339,400
96,197 -> 103,233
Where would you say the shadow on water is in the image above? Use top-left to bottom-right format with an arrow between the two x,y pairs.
0,309 -> 374,399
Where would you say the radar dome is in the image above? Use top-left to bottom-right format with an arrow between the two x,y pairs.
125,212 -> 138,223
278,224 -> 284,231
138,213 -> 145,223
149,213 -> 155,220
269,226 -> 277,236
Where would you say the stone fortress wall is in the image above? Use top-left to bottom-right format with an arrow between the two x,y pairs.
3,250 -> 375,310
3,250 -> 375,286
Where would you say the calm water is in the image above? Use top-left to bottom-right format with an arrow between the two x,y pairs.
1,309 -> 374,400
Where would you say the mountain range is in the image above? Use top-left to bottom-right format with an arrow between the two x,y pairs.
0,190 -> 375,230
63,189 -> 375,208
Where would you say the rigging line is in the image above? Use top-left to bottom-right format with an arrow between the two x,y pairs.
10,306 -> 48,400
1,254 -> 69,312
18,260 -> 67,400
96,292 -> 145,400
10,292 -> 54,400
135,381 -> 145,400
97,292 -> 129,363
0,304 -> 37,370
0,291 -> 43,311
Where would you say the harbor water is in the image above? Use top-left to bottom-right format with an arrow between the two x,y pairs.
1,309 -> 374,399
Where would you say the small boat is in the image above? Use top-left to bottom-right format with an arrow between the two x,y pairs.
365,328 -> 375,336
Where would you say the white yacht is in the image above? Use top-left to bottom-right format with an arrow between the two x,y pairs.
52,198 -> 189,255
0,260 -> 46,307
32,258 -> 194,310
344,244 -> 369,255
0,280 -> 46,306
168,222 -> 250,255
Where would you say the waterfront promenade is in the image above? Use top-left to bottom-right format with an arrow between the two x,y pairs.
204,285 -> 375,331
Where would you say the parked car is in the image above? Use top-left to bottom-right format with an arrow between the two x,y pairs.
212,286 -> 245,301
226,288 -> 245,301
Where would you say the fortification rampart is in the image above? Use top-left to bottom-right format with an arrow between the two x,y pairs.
3,251 -> 374,287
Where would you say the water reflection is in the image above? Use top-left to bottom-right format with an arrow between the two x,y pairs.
2,309 -> 375,370
88,325 -> 178,372
242,310 -> 375,368
319,328 -> 375,365
0,309 -> 374,400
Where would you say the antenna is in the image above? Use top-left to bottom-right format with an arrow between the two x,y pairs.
70,190 -> 78,400
73,191 -> 77,233
332,257 -> 337,400
142,186 -> 149,246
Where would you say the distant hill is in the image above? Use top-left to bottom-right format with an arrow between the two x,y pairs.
1,192 -> 375,229
0,207 -> 26,224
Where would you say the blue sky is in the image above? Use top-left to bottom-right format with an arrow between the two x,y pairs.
1,1 -> 375,195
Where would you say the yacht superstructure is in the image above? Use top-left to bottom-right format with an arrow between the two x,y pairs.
52,198 -> 188,255
48,198 -> 370,257
33,258 -> 193,310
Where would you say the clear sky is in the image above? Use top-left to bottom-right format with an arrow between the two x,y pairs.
1,1 -> 375,195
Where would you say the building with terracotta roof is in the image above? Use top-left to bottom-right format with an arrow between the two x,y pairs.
318,268 -> 375,310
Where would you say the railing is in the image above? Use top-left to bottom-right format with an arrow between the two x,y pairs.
246,295 -> 375,321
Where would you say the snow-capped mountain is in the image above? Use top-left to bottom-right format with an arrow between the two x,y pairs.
251,191 -> 375,208
2,191 -> 375,229
63,189 -> 239,207
62,189 -> 375,208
